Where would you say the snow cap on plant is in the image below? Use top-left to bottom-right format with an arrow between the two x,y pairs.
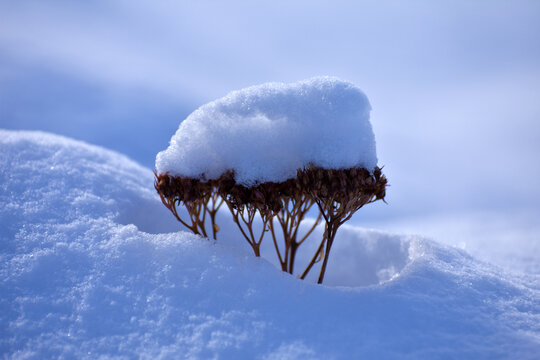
156,76 -> 377,185
155,77 -> 387,283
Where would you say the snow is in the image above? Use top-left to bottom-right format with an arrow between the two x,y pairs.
156,77 -> 377,185
2,129 -> 539,359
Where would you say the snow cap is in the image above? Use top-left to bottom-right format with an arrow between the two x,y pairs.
156,76 -> 378,185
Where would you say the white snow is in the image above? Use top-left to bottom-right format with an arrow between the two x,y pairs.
2,129 -> 539,359
156,77 -> 377,185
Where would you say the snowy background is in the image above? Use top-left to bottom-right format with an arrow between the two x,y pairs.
1,1 -> 539,358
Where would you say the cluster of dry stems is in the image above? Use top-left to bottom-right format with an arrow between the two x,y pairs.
155,165 -> 386,284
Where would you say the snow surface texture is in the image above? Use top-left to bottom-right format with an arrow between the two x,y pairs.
2,130 -> 540,359
156,77 -> 377,185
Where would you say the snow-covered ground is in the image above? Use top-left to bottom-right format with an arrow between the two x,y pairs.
2,130 -> 539,359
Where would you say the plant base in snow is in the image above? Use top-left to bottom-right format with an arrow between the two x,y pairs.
154,165 -> 387,283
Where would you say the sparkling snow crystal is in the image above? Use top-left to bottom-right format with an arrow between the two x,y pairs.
155,77 -> 377,185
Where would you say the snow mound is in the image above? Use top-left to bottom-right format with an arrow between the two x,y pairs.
156,76 -> 377,185
2,130 -> 539,359
0,129 -> 180,235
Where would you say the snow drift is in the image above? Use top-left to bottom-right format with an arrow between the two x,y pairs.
1,130 -> 539,359
156,77 -> 377,185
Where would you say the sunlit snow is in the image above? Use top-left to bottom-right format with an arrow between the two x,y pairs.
1,130 -> 539,359
156,77 -> 377,185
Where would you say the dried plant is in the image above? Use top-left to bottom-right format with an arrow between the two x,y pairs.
154,172 -> 223,239
216,171 -> 273,257
154,165 -> 387,284
297,165 -> 387,283
266,180 -> 322,274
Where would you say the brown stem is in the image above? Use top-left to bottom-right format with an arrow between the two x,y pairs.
157,192 -> 195,233
269,218 -> 286,271
277,213 -> 291,271
226,203 -> 257,255
317,221 -> 339,284
288,241 -> 298,274
300,230 -> 326,280
224,201 -> 264,257
169,201 -> 195,232
209,211 -> 217,239
207,195 -> 223,240
297,212 -> 322,246
196,202 -> 208,237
